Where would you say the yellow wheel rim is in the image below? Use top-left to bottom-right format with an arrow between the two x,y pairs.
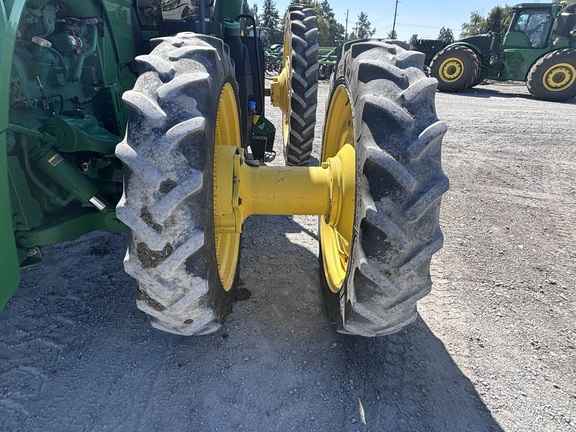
439,58 -> 464,82
213,83 -> 241,291
320,85 -> 356,293
269,13 -> 297,154
543,63 -> 576,91
281,24 -> 293,149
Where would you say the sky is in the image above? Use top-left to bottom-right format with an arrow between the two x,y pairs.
252,0 -> 517,41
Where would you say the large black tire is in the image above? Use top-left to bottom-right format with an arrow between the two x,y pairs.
469,73 -> 484,89
527,49 -> 576,102
115,34 -> 240,335
320,39 -> 449,336
283,4 -> 319,166
411,39 -> 447,67
429,45 -> 481,92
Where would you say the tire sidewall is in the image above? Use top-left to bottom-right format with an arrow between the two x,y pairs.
431,46 -> 477,92
528,49 -> 576,102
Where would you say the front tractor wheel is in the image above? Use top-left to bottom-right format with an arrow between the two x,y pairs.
527,49 -> 576,102
271,4 -> 319,166
320,40 -> 449,336
429,45 -> 481,92
115,34 -> 241,335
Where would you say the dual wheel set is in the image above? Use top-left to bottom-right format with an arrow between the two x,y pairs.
115,6 -> 448,336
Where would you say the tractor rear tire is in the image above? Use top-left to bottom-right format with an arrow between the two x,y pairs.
320,39 -> 449,336
430,45 -> 481,92
282,4 -> 319,166
115,34 -> 240,335
469,74 -> 484,89
527,49 -> 576,102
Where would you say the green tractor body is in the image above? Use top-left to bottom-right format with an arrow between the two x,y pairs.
1,0 -> 137,306
430,3 -> 576,101
0,0 -> 268,308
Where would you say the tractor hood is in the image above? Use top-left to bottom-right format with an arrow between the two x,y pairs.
455,35 -> 493,56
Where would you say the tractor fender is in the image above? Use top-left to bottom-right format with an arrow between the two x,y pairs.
445,35 -> 493,57
525,47 -> 576,77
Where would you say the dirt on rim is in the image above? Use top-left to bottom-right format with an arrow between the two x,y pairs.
0,80 -> 575,431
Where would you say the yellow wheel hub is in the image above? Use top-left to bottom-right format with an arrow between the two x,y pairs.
270,21 -> 293,148
543,63 -> 576,91
213,83 -> 242,291
213,86 -> 356,294
439,58 -> 464,82
320,85 -> 356,293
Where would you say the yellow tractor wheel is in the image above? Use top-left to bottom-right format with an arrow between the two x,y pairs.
319,40 -> 449,336
527,49 -> 576,102
116,34 -> 240,336
430,45 -> 481,92
270,4 -> 318,166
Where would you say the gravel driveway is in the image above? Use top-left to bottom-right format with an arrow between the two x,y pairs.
1,79 -> 574,432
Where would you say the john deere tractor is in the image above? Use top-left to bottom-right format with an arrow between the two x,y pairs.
1,0 -> 448,336
430,2 -> 576,101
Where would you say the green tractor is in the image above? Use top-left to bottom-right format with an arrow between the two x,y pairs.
1,0 -> 448,336
430,2 -> 576,101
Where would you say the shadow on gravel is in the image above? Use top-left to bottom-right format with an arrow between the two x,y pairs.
335,320 -> 505,432
0,221 -> 502,431
451,85 -> 576,104
239,216 -> 504,432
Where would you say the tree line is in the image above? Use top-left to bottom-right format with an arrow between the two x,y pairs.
242,1 -> 576,47
242,0 -> 376,47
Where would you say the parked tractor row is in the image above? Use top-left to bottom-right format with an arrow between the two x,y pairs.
427,3 -> 576,101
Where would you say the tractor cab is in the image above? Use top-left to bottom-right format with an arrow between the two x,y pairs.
499,3 -> 569,81
503,4 -> 558,49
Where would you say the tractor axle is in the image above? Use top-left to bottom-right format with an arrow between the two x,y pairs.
213,144 -> 355,234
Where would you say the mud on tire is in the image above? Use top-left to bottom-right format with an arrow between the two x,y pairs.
115,34 -> 239,335
320,39 -> 449,336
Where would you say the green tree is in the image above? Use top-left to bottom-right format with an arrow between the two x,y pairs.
242,0 -> 254,16
387,29 -> 398,39
320,0 -> 344,46
460,5 -> 512,38
484,6 -> 511,35
409,34 -> 419,45
317,15 -> 330,46
260,0 -> 281,44
242,1 -> 258,29
354,12 -> 376,39
461,11 -> 485,37
438,26 -> 455,44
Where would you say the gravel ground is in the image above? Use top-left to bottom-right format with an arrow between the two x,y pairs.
0,79 -> 575,431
